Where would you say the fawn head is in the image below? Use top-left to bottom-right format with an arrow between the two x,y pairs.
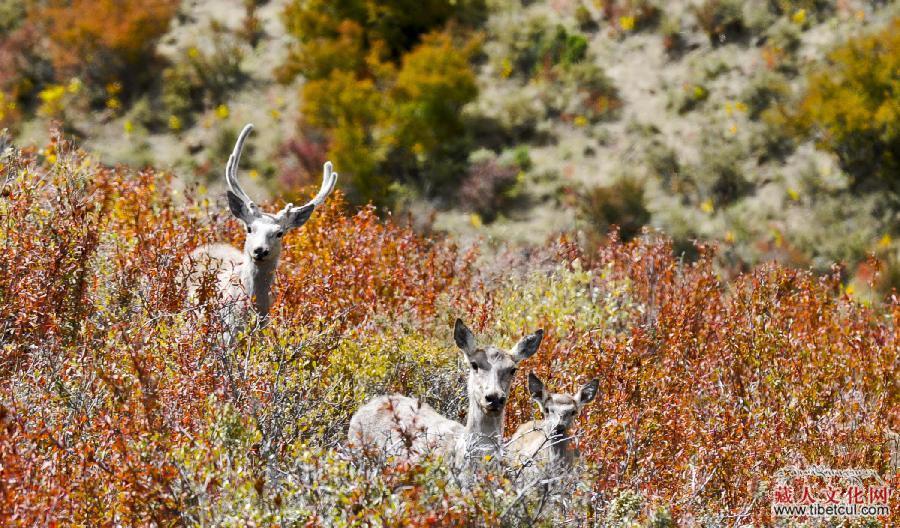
454,319 -> 543,415
526,373 -> 598,436
225,124 -> 337,264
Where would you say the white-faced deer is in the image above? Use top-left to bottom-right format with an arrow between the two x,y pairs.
506,372 -> 598,469
185,124 -> 337,338
348,319 -> 543,466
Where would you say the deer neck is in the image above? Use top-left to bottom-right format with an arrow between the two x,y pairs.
540,421 -> 573,465
462,399 -> 504,454
241,255 -> 278,316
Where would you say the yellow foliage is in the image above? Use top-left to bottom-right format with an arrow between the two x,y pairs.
37,84 -> 67,117
791,18 -> 900,190
281,0 -> 481,204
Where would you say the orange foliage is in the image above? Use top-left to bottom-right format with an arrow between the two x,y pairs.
0,132 -> 896,524
34,0 -> 179,87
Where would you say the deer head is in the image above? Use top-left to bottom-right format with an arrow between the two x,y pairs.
225,124 -> 337,264
453,319 -> 543,415
526,372 -> 598,436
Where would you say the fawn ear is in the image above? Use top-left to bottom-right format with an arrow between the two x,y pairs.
576,379 -> 599,406
527,372 -> 547,403
454,318 -> 476,356
227,190 -> 256,224
511,329 -> 543,362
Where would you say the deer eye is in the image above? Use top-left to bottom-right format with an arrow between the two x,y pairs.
275,231 -> 283,238
510,368 -> 518,376
246,225 -> 252,234
470,362 -> 479,371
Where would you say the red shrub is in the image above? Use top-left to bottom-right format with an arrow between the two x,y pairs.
0,132 -> 895,524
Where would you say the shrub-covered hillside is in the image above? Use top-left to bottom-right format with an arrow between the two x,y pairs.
1,133 -> 897,525
2,0 -> 899,301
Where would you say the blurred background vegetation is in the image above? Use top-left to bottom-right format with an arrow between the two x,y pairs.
1,0 -> 898,299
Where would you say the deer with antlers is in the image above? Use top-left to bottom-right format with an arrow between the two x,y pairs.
348,319 -> 544,467
185,124 -> 337,338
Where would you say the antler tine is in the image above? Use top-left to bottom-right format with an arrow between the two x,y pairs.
305,160 -> 338,208
225,123 -> 256,207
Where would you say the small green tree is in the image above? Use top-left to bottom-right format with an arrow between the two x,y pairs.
791,18 -> 900,192
279,0 -> 482,204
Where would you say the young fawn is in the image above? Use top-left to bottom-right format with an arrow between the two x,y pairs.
185,124 -> 337,340
506,373 -> 598,469
348,319 -> 543,466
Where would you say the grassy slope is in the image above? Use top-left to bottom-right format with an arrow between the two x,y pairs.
439,1 -> 898,260
10,0 -> 900,291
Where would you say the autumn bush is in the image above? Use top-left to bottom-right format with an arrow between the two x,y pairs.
0,132 -> 897,525
33,0 -> 179,94
278,0 -> 483,204
786,17 -> 900,193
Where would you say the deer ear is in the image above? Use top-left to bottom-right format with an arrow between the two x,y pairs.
227,190 -> 255,224
576,379 -> 599,406
454,318 -> 476,355
511,329 -> 543,362
527,372 -> 546,402
283,203 -> 315,230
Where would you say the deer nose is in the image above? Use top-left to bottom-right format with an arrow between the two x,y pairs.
253,247 -> 269,259
485,393 -> 506,410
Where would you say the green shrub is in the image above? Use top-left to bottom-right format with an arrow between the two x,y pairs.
767,0 -> 833,18
693,0 -> 746,45
660,15 -> 685,55
600,0 -> 661,33
552,62 -> 621,122
741,70 -> 790,119
692,136 -> 753,207
575,1 -> 597,31
672,83 -> 709,114
0,0 -> 26,34
392,31 -> 479,160
508,145 -> 533,171
789,18 -> 900,192
281,0 -> 484,62
492,17 -> 592,77
279,1 -> 481,204
580,176 -> 650,241
161,35 -> 245,126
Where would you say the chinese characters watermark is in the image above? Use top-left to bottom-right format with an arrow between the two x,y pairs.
770,466 -> 892,519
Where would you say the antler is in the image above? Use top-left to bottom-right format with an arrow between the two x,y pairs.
281,160 -> 338,213
307,161 -> 338,208
228,123 -> 337,219
225,123 -> 259,214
